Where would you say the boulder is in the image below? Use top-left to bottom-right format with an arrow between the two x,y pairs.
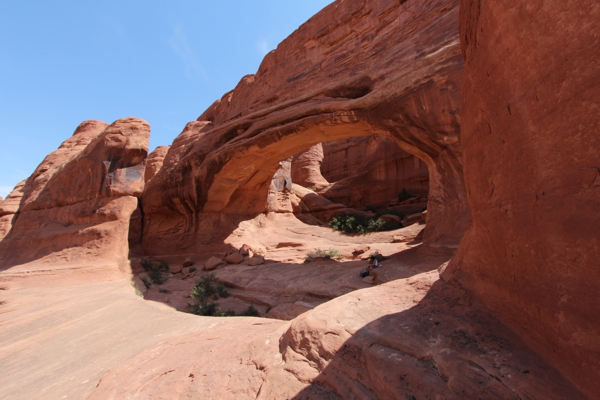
361,276 -> 375,285
352,246 -> 370,258
239,244 -> 255,258
182,258 -> 194,268
379,214 -> 402,225
247,255 -> 264,266
204,256 -> 225,271
169,264 -> 182,274
392,235 -> 407,243
401,212 -> 423,227
224,252 -> 244,264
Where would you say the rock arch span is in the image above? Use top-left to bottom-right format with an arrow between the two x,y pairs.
140,0 -> 469,257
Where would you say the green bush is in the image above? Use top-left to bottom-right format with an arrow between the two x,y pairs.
239,305 -> 260,317
190,273 -> 219,301
188,274 -> 264,317
329,214 -> 389,234
305,248 -> 344,262
217,283 -> 230,298
141,259 -> 170,285
189,273 -> 237,316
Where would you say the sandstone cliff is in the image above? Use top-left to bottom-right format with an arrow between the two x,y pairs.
441,1 -> 600,397
140,0 -> 469,257
317,135 -> 429,208
0,0 -> 597,398
0,118 -> 149,269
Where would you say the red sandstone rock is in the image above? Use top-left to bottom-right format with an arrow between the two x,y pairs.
379,214 -> 402,225
441,1 -> 600,397
88,271 -> 583,399
144,145 -> 169,183
0,118 -> 149,268
291,143 -> 329,191
318,135 -> 429,208
139,0 -> 469,258
247,255 -> 264,266
401,212 -> 423,227
266,158 -> 293,213
204,256 -> 225,271
0,180 -> 28,241
224,252 -> 243,264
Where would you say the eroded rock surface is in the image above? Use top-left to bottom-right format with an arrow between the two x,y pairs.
0,118 -> 149,269
291,143 -> 330,191
318,135 -> 430,208
441,1 -> 600,397
89,271 -> 584,399
144,145 -> 170,183
141,0 -> 470,257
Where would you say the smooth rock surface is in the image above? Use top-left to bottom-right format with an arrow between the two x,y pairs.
442,1 -> 600,397
140,0 -> 470,257
0,118 -> 149,269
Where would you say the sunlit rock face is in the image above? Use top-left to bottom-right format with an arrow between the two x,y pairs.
442,0 -> 600,397
140,0 -> 470,257
0,118 -> 149,268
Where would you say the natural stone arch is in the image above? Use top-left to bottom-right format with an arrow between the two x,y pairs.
140,0 -> 468,256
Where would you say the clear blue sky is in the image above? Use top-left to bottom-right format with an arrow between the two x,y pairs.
0,1 -> 332,198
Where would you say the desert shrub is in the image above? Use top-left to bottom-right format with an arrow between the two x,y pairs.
217,283 -> 230,298
305,248 -> 344,262
190,273 -> 218,301
142,259 -> 170,285
189,267 -> 197,273
130,282 -> 143,297
329,214 -> 389,234
189,273 -> 236,316
189,274 -> 265,317
239,305 -> 260,317
398,188 -> 412,201
189,300 -> 220,316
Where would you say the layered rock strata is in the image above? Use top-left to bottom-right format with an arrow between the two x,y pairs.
140,0 -> 470,257
0,118 -> 149,268
442,1 -> 600,397
318,135 -> 430,208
